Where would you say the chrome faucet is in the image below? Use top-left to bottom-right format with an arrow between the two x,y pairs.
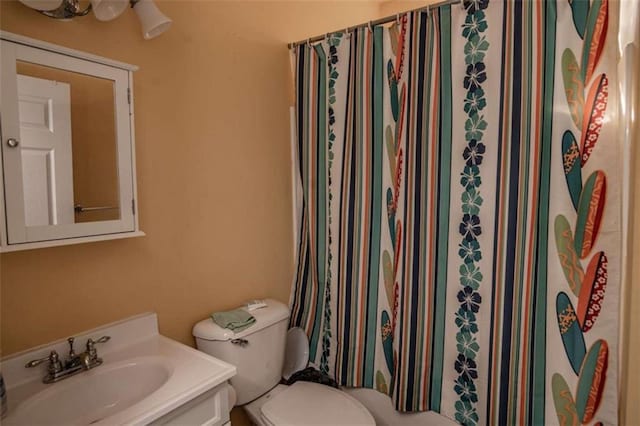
25,336 -> 111,384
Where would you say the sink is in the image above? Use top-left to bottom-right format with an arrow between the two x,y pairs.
1,313 -> 236,426
7,357 -> 172,425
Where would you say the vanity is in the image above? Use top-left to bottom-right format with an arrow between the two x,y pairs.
0,313 -> 236,425
0,31 -> 144,252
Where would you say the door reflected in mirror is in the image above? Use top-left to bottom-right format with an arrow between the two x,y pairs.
16,60 -> 121,225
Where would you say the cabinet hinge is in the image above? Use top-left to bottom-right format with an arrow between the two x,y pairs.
132,199 -> 136,215
127,88 -> 131,105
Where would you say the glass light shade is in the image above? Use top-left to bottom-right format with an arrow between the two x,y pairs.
18,0 -> 63,11
91,0 -> 128,22
133,0 -> 172,40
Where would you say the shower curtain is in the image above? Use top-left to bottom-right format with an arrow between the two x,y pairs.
289,1 -> 620,425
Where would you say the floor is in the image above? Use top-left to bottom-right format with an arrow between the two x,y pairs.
230,406 -> 252,426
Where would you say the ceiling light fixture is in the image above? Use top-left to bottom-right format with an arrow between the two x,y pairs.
131,0 -> 172,40
17,0 -> 172,39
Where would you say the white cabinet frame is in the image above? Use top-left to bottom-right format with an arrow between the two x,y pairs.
0,31 -> 144,252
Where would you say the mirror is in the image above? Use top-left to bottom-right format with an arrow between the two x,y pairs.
0,32 -> 142,250
16,61 -> 121,225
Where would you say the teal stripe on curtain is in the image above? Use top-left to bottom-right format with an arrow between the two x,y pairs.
431,5 -> 452,411
530,1 -> 557,424
309,44 -> 328,365
364,25 -> 384,387
290,44 -> 311,332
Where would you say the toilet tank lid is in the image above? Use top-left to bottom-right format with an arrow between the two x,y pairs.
192,299 -> 290,341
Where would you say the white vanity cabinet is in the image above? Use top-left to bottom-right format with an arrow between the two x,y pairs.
150,383 -> 231,426
0,31 -> 144,252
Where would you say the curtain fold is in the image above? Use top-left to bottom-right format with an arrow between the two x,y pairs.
289,1 -> 620,424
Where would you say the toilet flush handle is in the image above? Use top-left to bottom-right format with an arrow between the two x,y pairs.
230,338 -> 249,347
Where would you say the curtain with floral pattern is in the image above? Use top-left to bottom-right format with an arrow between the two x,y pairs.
290,1 -> 620,424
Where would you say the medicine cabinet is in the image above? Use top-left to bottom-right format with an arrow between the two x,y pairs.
0,32 -> 144,252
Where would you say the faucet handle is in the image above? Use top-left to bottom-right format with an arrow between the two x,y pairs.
94,335 -> 111,344
86,335 -> 111,359
25,351 -> 58,368
67,337 -> 76,358
25,351 -> 63,375
86,335 -> 110,349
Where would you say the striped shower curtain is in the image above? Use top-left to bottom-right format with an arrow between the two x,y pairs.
289,1 -> 620,424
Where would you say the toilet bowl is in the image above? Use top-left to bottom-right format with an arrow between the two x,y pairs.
192,299 -> 375,426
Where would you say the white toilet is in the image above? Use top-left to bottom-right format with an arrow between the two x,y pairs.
192,299 -> 375,426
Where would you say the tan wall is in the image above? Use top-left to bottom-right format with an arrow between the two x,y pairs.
0,0 -> 383,356
379,0 -> 438,17
16,61 -> 120,223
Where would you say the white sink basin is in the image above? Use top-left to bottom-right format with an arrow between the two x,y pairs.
9,357 -> 172,425
1,313 -> 236,426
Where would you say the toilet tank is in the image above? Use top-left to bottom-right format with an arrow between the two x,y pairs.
193,299 -> 289,405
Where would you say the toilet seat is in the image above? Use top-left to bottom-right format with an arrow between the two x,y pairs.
260,381 -> 375,425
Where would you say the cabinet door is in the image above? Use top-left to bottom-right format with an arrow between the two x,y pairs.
149,384 -> 230,426
0,40 -> 135,245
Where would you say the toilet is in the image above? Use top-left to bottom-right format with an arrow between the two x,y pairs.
192,299 -> 375,426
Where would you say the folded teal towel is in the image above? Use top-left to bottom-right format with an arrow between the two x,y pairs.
211,309 -> 256,332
